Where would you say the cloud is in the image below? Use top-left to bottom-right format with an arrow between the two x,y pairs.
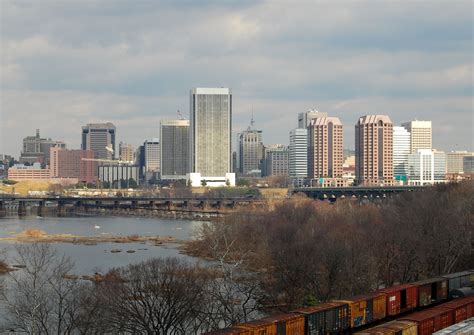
1,0 -> 472,155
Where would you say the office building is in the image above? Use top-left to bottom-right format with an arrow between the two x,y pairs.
262,144 -> 289,177
49,147 -> 97,184
407,149 -> 446,185
289,128 -> 308,178
355,115 -> 394,186
20,129 -> 65,165
81,123 -> 116,160
160,119 -> 190,179
8,163 -> 51,181
307,116 -> 343,186
136,145 -> 145,177
98,165 -> 140,188
298,109 -> 328,128
143,139 -> 160,179
393,126 -> 411,183
189,87 -> 232,177
40,140 -> 66,165
446,151 -> 473,174
238,129 -> 264,175
402,120 -> 432,153
463,155 -> 474,174
119,142 -> 134,163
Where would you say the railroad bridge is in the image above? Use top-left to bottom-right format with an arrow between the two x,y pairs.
0,195 -> 262,217
292,185 -> 425,200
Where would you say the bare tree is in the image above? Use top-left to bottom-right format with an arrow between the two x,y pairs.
92,257 -> 210,334
1,243 -> 88,334
198,228 -> 262,331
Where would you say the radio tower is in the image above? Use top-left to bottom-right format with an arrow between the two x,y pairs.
249,107 -> 255,130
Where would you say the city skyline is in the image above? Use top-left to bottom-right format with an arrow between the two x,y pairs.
4,110 -> 469,159
1,1 -> 472,156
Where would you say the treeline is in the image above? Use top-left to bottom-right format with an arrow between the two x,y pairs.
1,244 -> 260,333
187,181 -> 473,309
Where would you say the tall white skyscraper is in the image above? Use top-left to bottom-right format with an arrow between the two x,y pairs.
393,126 -> 411,182
402,120 -> 432,153
190,88 -> 232,177
289,128 -> 308,178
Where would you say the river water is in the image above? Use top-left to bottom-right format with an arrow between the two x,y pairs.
0,215 -> 204,274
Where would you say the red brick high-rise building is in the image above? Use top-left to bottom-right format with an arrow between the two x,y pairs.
355,115 -> 394,186
308,116 -> 344,187
50,148 -> 97,184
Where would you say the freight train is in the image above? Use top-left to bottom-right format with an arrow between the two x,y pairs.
205,270 -> 474,335
357,296 -> 474,335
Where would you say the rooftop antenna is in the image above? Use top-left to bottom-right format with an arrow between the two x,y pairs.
177,110 -> 184,120
250,107 -> 255,130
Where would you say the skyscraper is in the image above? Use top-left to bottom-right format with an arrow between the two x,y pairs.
355,115 -> 394,186
307,116 -> 343,186
49,147 -> 97,184
262,144 -> 289,177
238,129 -> 263,175
20,129 -> 65,165
160,119 -> 190,179
401,120 -> 432,153
119,142 -> 134,163
393,126 -> 411,183
289,128 -> 308,178
81,123 -> 116,160
298,109 -> 328,128
143,139 -> 160,174
190,87 -> 232,177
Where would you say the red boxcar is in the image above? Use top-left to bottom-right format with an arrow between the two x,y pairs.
202,328 -> 251,335
412,278 -> 448,307
401,307 -> 454,335
379,283 -> 418,316
439,296 -> 474,323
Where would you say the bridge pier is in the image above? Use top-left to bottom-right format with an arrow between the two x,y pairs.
18,201 -> 27,216
0,201 -> 6,217
57,201 -> 67,216
37,201 -> 44,217
74,200 -> 87,214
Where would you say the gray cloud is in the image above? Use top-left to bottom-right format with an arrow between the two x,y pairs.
1,0 -> 472,156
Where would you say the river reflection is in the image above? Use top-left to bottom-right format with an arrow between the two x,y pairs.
0,215 -> 204,274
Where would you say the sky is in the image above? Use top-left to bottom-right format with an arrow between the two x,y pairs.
1,0 -> 473,156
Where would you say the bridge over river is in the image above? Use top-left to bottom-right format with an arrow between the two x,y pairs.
0,186 -> 425,217
291,185 -> 425,199
0,195 -> 263,218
